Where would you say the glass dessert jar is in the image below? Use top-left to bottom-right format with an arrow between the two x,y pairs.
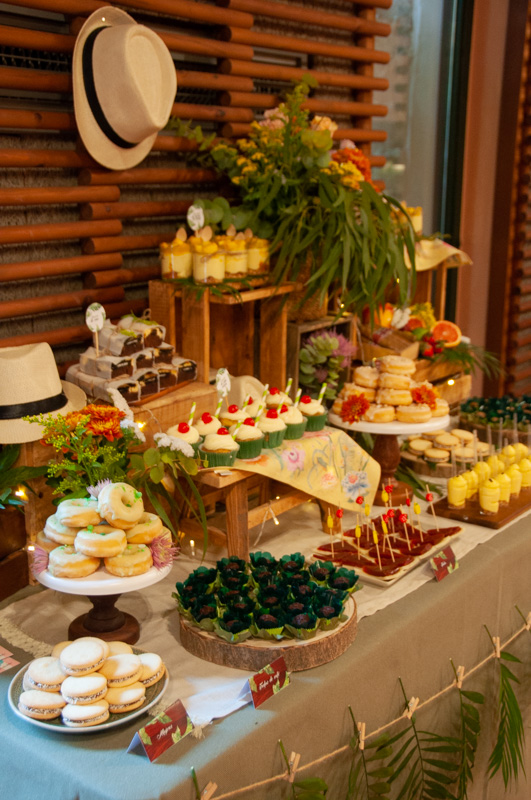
191,239 -> 225,284
247,237 -> 270,274
217,235 -> 248,277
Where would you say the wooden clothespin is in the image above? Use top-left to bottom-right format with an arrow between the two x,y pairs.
201,782 -> 218,800
286,751 -> 301,783
492,636 -> 501,658
455,665 -> 465,689
357,721 -> 366,751
404,696 -> 419,719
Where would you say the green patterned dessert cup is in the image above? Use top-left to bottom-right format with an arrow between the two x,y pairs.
262,428 -> 286,449
236,435 -> 264,460
284,418 -> 308,440
303,412 -> 328,432
199,444 -> 239,468
190,437 -> 204,456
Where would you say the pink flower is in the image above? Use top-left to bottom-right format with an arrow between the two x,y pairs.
320,471 -> 338,489
87,479 -> 112,499
281,446 -> 306,472
32,546 -> 49,576
149,534 -> 180,571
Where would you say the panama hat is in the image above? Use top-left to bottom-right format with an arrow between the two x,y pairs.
72,6 -> 177,170
0,343 -> 87,444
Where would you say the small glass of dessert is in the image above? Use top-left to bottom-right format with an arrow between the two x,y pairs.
479,477 -> 501,515
246,231 -> 270,275
497,470 -> 511,506
191,227 -> 225,284
218,232 -> 248,279
446,474 -> 467,509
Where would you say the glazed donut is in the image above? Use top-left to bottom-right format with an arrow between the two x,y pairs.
97,482 -> 144,530
48,546 -> 100,579
378,355 -> 416,376
125,512 -> 163,544
35,529 -> 60,553
104,544 -> 153,577
396,404 -> 432,423
432,398 -> 450,417
43,514 -> 79,545
354,366 -> 379,389
363,404 -> 395,423
74,528 -> 127,558
55,498 -> 100,528
376,388 -> 413,406
378,373 -> 411,390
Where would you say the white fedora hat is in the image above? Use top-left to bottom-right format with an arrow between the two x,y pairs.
73,6 -> 177,170
0,343 -> 87,444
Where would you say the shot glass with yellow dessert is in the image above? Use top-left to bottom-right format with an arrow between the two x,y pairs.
229,417 -> 264,459
447,474 -> 467,509
518,456 -> 531,489
246,232 -> 270,274
462,469 -> 479,500
506,463 -> 522,498
200,427 -> 240,467
497,470 -> 511,505
191,227 -> 225,284
160,227 -> 192,279
479,478 -> 501,515
217,231 -> 248,278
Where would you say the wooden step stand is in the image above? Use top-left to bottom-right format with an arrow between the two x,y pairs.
178,469 -> 342,560
149,279 -> 296,387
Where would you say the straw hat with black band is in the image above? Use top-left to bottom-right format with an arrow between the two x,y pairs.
72,7 -> 177,170
0,343 -> 86,444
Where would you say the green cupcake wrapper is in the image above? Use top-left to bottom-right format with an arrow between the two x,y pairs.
236,436 -> 264,459
190,438 -> 204,456
303,412 -> 328,431
284,419 -> 308,440
262,428 -> 286,448
199,445 -> 239,468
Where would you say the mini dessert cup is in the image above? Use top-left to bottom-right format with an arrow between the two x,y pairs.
247,237 -> 270,274
191,239 -> 225,284
479,478 -> 500,515
446,474 -> 467,509
262,428 -> 286,449
199,445 -> 239,468
285,417 -> 307,440
236,435 -> 264,460
304,412 -> 328,432
497,471 -> 511,505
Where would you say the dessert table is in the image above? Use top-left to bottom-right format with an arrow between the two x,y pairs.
0,502 -> 530,800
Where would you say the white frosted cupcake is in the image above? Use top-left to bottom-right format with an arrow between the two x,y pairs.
279,403 -> 307,440
229,418 -> 264,459
200,427 -> 240,467
219,404 -> 248,428
242,395 -> 261,417
265,387 -> 293,409
195,412 -> 222,437
166,422 -> 201,454
257,409 -> 287,448
298,395 -> 327,431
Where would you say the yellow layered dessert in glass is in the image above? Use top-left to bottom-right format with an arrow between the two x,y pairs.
447,474 -> 467,509
479,478 -> 500,515
169,237 -> 192,278
506,464 -> 522,498
518,456 -> 531,488
497,471 -> 511,505
500,444 -> 516,468
247,237 -> 270,274
462,469 -> 479,500
473,461 -> 491,483
217,235 -> 248,277
513,442 -> 529,463
191,238 -> 225,283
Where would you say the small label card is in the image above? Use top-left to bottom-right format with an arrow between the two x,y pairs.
0,645 -> 20,674
430,545 -> 458,582
244,657 -> 290,709
127,700 -> 193,762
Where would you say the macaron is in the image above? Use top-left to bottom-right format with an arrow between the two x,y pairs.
138,653 -> 165,688
74,637 -> 110,659
61,700 -> 110,728
59,639 -> 107,677
26,657 -> 66,692
18,689 -> 66,720
61,674 -> 108,705
98,653 -> 142,687
106,641 -> 134,656
51,641 -> 72,659
105,682 -> 146,714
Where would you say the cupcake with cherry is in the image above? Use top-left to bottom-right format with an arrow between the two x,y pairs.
298,394 -> 328,431
166,420 -> 202,455
257,408 -> 287,448
229,417 -> 264,459
200,427 -> 240,467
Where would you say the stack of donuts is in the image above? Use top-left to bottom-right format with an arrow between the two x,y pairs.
333,355 -> 449,424
36,482 -> 168,579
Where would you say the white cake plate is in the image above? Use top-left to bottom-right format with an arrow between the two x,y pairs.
36,563 -> 171,596
328,412 -> 450,436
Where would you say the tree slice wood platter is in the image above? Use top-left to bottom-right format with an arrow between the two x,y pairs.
433,491 -> 531,529
179,596 -> 357,672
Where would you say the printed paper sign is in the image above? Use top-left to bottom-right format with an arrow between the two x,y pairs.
430,545 -> 458,582
187,205 -> 205,232
215,367 -> 231,397
127,700 -> 193,762
0,645 -> 20,673
246,657 -> 290,709
85,302 -> 106,332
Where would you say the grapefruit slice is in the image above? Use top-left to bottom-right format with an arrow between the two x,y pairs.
431,320 -> 462,347
405,316 -> 425,331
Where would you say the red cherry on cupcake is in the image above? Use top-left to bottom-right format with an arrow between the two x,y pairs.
269,387 -> 280,395
201,412 -> 213,423
243,418 -> 255,426
218,427 -> 229,435
228,404 -> 238,413
280,404 -> 288,413
266,409 -> 278,419
247,396 -> 253,404
300,395 -> 311,404
178,422 -> 190,433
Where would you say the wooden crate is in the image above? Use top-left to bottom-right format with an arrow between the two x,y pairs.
286,314 -> 355,395
149,280 -> 295,387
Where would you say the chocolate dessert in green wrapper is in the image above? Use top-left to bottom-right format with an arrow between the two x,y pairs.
214,611 -> 253,643
328,567 -> 359,593
291,580 -> 319,603
309,560 -> 336,585
219,591 -> 255,617
190,598 -> 218,631
285,610 -> 319,640
251,609 -> 286,641
249,551 -> 278,571
279,552 -> 305,576
216,556 -> 246,575
311,595 -> 346,631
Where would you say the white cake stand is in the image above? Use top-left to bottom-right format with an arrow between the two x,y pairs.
36,563 -> 172,645
329,412 -> 450,505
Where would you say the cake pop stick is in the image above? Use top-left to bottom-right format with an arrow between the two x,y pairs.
214,396 -> 223,419
381,514 -> 388,553
413,500 -> 424,541
336,508 -> 344,543
364,502 -> 372,546
487,424 -> 493,455
327,506 -> 334,560
381,515 -> 395,561
513,413 -> 518,446
473,431 -> 478,465
425,484 -> 439,531
354,524 -> 361,559
399,507 -> 411,550
188,402 -> 196,427
498,419 -> 503,452
285,377 -> 293,398
372,528 -> 382,571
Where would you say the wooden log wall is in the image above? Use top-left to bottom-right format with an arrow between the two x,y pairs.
0,0 -> 392,363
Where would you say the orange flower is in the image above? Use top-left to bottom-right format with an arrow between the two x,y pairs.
411,385 -> 437,410
340,394 -> 370,423
332,147 -> 376,188
86,417 -> 123,442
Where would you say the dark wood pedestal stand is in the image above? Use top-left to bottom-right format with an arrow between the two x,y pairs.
68,594 -> 140,644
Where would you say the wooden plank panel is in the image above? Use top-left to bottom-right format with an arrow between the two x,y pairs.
78,167 -> 216,186
0,108 -> 75,131
83,232 -> 173,254
0,253 -> 122,282
0,185 -> 119,206
80,200 -> 189,220
0,219 -> 122,245
0,286 -> 124,320
220,59 -> 389,91
83,265 -> 160,288
0,148 -> 97,169
220,92 -> 387,117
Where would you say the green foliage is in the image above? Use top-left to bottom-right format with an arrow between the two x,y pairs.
163,274 -> 258,304
487,649 -> 526,787
299,329 -> 356,400
394,463 -> 442,500
347,710 -> 394,800
0,444 -> 47,511
279,739 -> 328,799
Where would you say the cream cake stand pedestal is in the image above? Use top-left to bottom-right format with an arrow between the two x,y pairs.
37,564 -> 172,644
329,413 -> 450,505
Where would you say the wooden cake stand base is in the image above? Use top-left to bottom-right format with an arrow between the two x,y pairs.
68,594 -> 140,644
179,597 -> 357,673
